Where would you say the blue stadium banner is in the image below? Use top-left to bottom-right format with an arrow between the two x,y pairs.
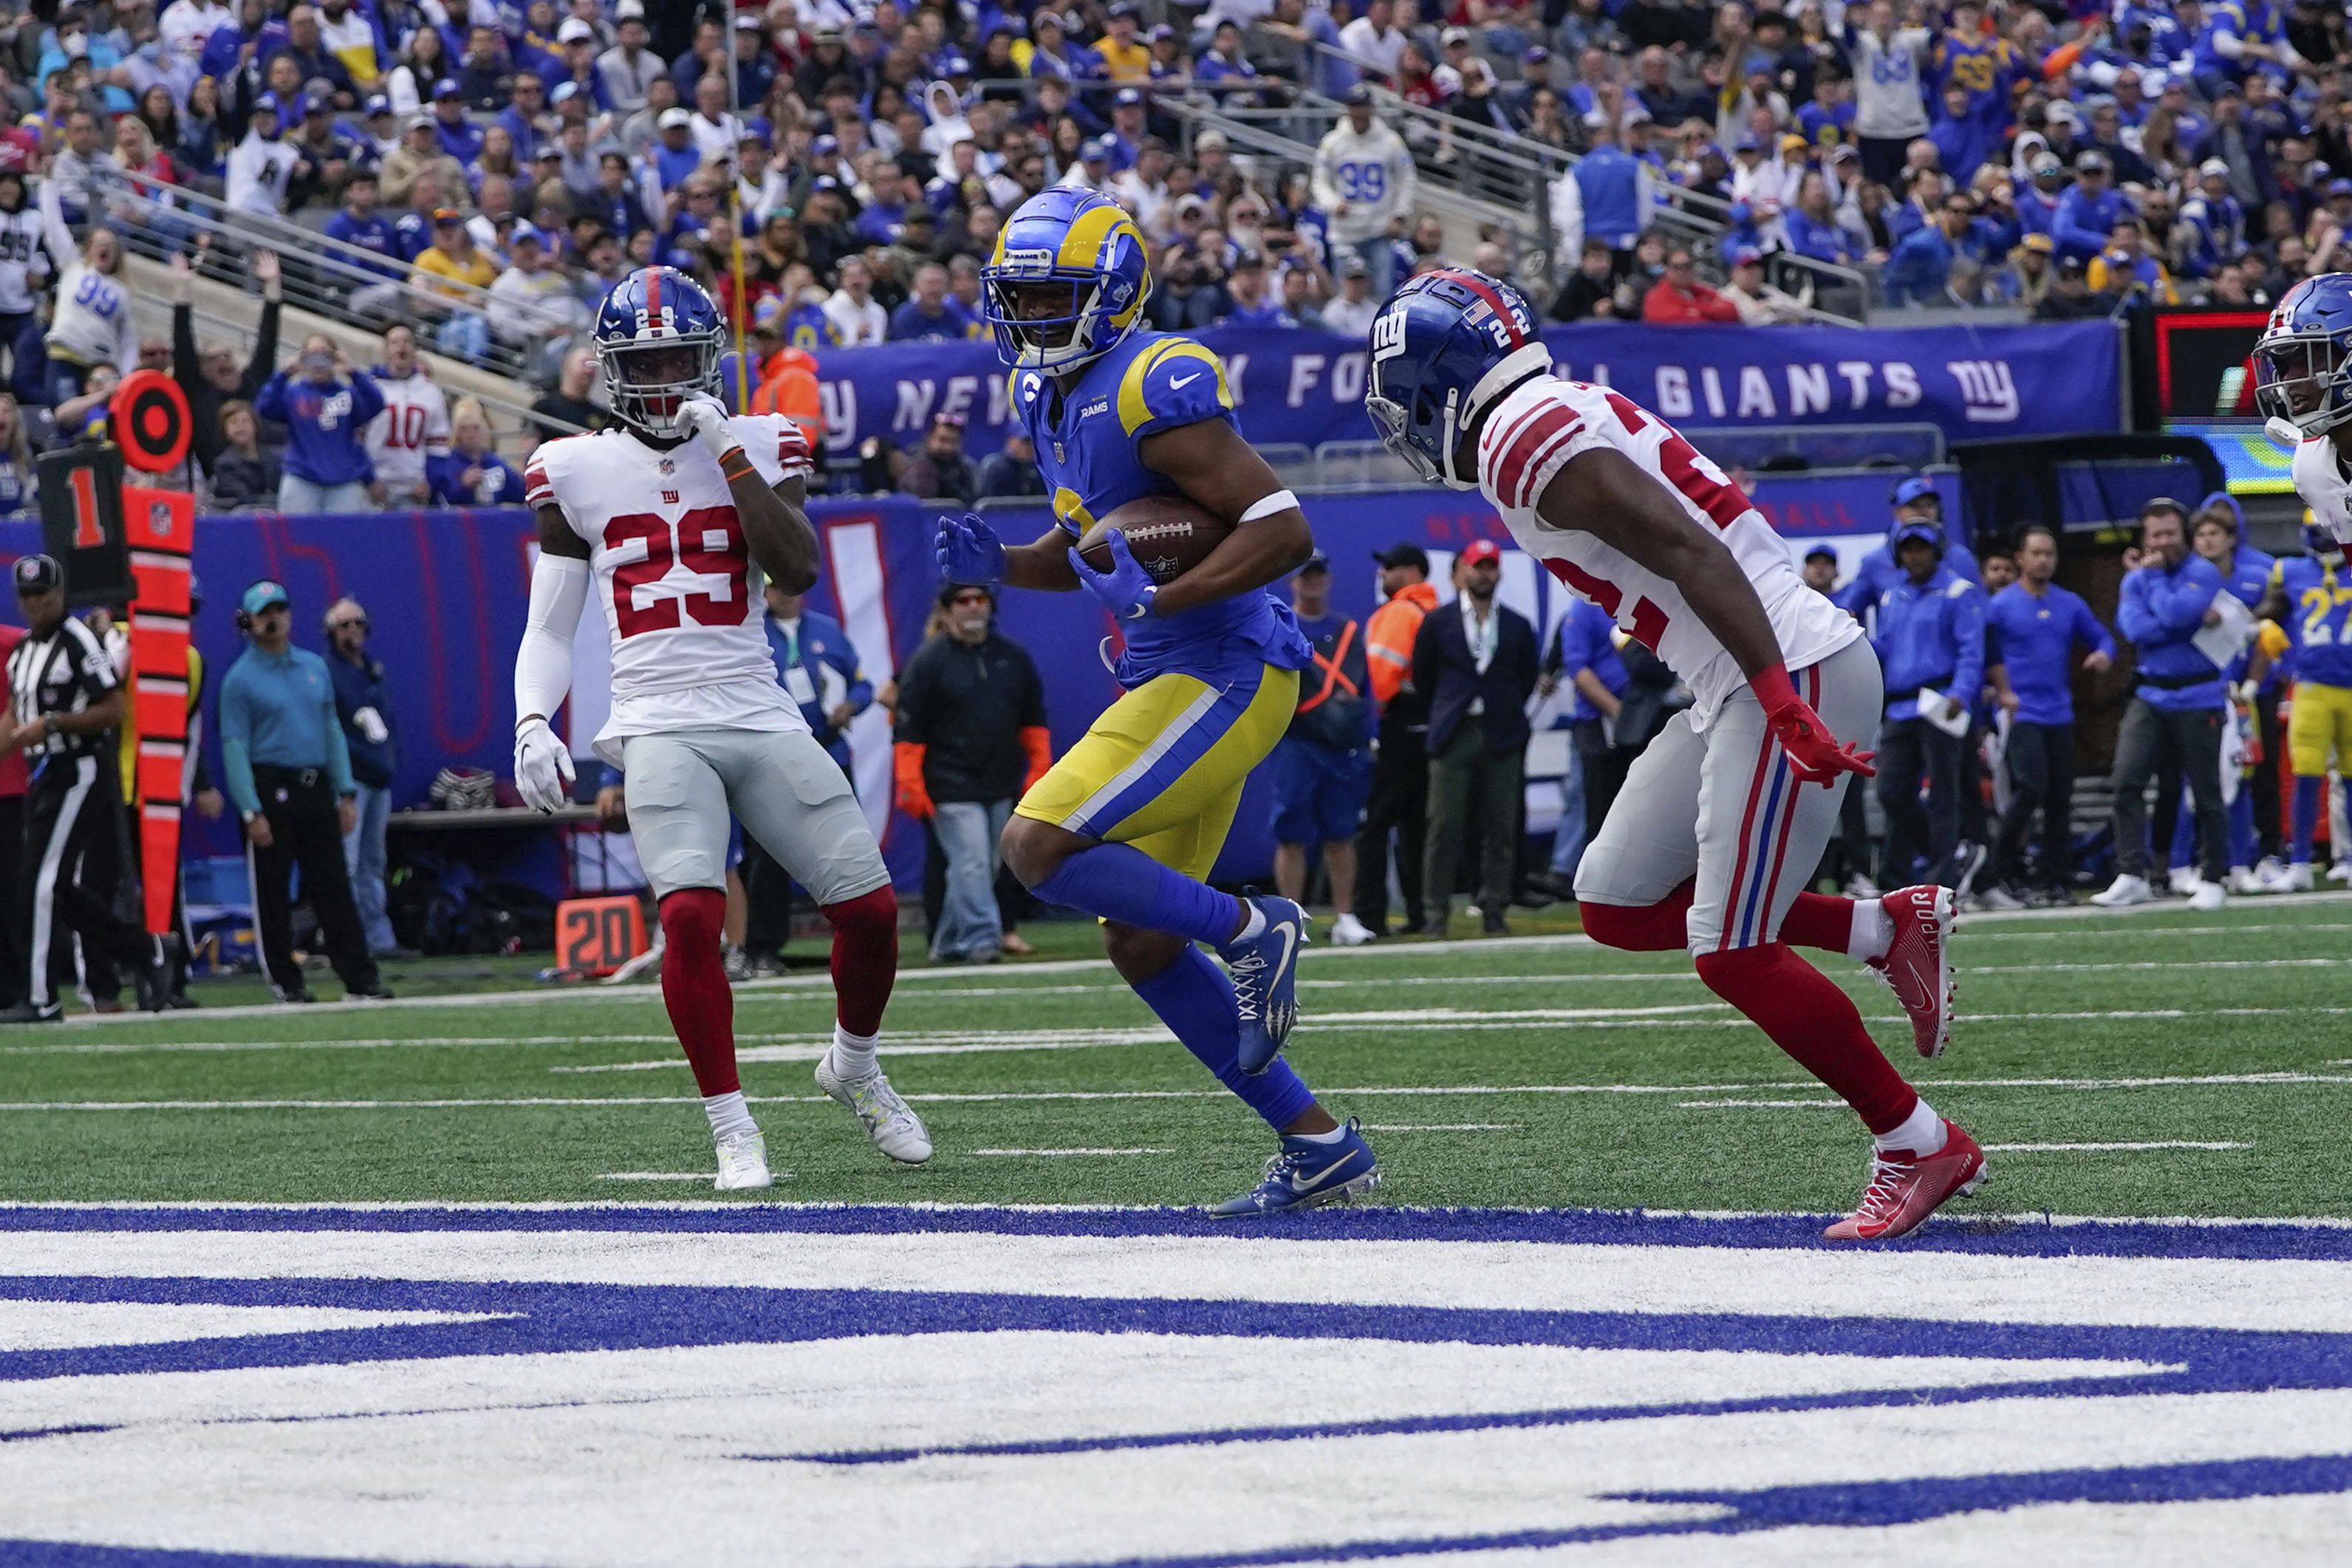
810,320 -> 2124,460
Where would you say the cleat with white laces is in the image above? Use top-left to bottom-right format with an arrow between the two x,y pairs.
2333,860 -> 2352,886
815,1051 -> 933,1164
1824,1120 -> 1987,1241
2089,873 -> 2153,908
1329,911 -> 1375,946
714,1129 -> 773,1191
1209,1118 -> 1381,1217
1223,892 -> 1308,1075
1864,884 -> 1956,1058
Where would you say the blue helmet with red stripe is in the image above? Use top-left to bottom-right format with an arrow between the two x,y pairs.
594,266 -> 726,439
1365,269 -> 1553,491
2254,273 -> 2352,438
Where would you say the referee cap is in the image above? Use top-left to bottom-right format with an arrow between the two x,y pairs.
12,552 -> 61,594
241,580 -> 291,617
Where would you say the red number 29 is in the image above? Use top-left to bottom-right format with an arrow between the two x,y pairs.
604,507 -> 749,637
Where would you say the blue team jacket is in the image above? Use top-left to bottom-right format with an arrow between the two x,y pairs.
2119,554 -> 2226,711
1873,566 -> 1986,722
763,607 -> 872,768
1986,582 -> 2114,727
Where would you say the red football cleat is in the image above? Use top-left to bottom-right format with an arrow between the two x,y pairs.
1867,884 -> 1956,1058
1823,1120 -> 1988,1241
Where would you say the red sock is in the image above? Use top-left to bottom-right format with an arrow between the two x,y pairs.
657,888 -> 737,1097
1779,891 -> 1857,953
822,884 -> 898,1038
1579,880 -> 1695,952
1692,942 -> 1918,1134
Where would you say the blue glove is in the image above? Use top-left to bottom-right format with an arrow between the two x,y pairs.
1067,527 -> 1158,622
934,512 -> 1005,585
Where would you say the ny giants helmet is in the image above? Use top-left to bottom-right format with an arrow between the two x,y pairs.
2254,274 -> 2352,438
1365,270 -> 1553,490
981,187 -> 1149,374
594,266 -> 726,439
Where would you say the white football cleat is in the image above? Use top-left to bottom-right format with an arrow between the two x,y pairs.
2189,880 -> 2227,912
2265,860 -> 2317,893
816,1051 -> 933,1164
714,1129 -> 773,1191
2226,865 -> 2266,895
1329,911 -> 1375,946
2089,873 -> 2153,908
2165,864 -> 2203,897
2332,860 -> 2352,886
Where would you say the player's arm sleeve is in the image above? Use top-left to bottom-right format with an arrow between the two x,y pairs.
1117,339 -> 1235,441
516,545 -> 589,727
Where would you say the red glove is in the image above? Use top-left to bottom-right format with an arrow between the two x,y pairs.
892,741 -> 934,819
1752,663 -> 1875,784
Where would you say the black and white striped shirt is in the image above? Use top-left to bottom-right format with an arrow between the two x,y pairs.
5,615 -> 116,759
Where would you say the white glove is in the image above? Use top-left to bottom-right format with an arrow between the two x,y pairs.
678,394 -> 737,459
514,716 -> 575,814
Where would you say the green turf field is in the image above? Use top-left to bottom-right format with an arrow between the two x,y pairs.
4,894 -> 2348,1217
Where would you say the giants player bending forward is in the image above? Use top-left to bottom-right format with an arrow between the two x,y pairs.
1369,271 -> 1979,1240
511,267 -> 927,1190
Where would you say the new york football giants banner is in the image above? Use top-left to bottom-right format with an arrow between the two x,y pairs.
807,320 -> 2124,460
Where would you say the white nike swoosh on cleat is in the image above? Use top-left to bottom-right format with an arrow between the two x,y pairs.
1272,922 -> 1297,976
1169,372 -> 1202,388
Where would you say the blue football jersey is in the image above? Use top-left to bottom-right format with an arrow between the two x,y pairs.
1013,329 -> 1312,685
2274,555 -> 2352,688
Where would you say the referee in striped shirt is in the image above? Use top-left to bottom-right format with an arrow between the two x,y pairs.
1,555 -> 169,1021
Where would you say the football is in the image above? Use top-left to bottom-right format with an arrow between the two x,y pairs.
1076,493 -> 1234,586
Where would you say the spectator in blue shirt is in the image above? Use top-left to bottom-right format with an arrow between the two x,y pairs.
425,397 -> 524,507
429,78 -> 482,162
1872,521 -> 1987,891
1536,595 -> 1631,894
1985,526 -> 2116,905
253,335 -> 384,513
2093,499 -> 2230,908
1220,253 -> 1296,328
888,262 -> 980,341
322,168 -> 405,316
2051,150 -> 2135,262
1886,193 -> 2001,306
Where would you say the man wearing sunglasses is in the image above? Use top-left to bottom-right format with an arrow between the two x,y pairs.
324,597 -> 408,959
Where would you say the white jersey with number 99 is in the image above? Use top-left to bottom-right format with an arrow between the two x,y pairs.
527,413 -> 813,764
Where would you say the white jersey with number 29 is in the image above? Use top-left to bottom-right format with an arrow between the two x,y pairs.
527,413 -> 813,764
1475,375 -> 1859,730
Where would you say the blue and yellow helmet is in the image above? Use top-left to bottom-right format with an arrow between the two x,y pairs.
982,188 -> 1150,374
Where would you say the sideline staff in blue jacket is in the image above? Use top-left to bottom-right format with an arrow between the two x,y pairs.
1872,520 -> 1986,889
218,580 -> 389,1003
1835,476 -> 1980,620
1986,526 -> 2115,902
2094,499 -> 2229,908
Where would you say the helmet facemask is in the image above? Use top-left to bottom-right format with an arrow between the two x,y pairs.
2254,332 -> 2352,437
600,332 -> 721,439
982,267 -> 1135,373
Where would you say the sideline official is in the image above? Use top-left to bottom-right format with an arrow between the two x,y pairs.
219,581 -> 390,1003
1271,552 -> 1373,945
1871,521 -> 1986,891
1352,543 -> 1437,937
1,555 -> 169,1021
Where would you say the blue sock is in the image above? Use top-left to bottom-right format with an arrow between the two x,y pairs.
1131,944 -> 1317,1132
1033,841 -> 1242,947
2229,787 -> 2257,869
2294,775 -> 2324,863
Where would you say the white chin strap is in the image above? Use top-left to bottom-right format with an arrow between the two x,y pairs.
1437,343 -> 1553,490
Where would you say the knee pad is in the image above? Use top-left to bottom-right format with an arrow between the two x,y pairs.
657,887 -> 725,952
823,883 -> 898,937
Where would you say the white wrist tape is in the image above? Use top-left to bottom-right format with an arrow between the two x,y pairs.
516,553 -> 588,728
1238,489 -> 1299,524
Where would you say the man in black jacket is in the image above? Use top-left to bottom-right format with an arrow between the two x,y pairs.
1412,540 -> 1541,936
170,248 -> 283,482
892,583 -> 1050,964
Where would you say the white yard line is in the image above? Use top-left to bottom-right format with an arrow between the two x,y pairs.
1678,1099 -> 1847,1109
1982,1141 -> 2254,1153
969,1148 -> 1175,1157
598,1173 -> 722,1182
1357,1123 -> 1518,1132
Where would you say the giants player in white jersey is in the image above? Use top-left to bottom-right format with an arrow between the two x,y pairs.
2258,276 -> 2352,548
510,267 -> 927,1191
1368,270 -> 1981,1241
363,324 -> 451,506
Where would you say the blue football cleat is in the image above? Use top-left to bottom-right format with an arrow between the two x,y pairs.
1209,1118 -> 1381,1218
1223,891 -> 1307,1075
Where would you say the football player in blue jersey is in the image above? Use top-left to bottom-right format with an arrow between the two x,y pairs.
934,187 -> 1380,1216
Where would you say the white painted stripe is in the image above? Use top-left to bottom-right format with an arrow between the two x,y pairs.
1678,1099 -> 1845,1109
970,1148 -> 1174,1157
1357,1123 -> 1517,1132
598,1172 -> 720,1182
1982,1141 -> 2254,1153
1065,679 -> 1227,835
